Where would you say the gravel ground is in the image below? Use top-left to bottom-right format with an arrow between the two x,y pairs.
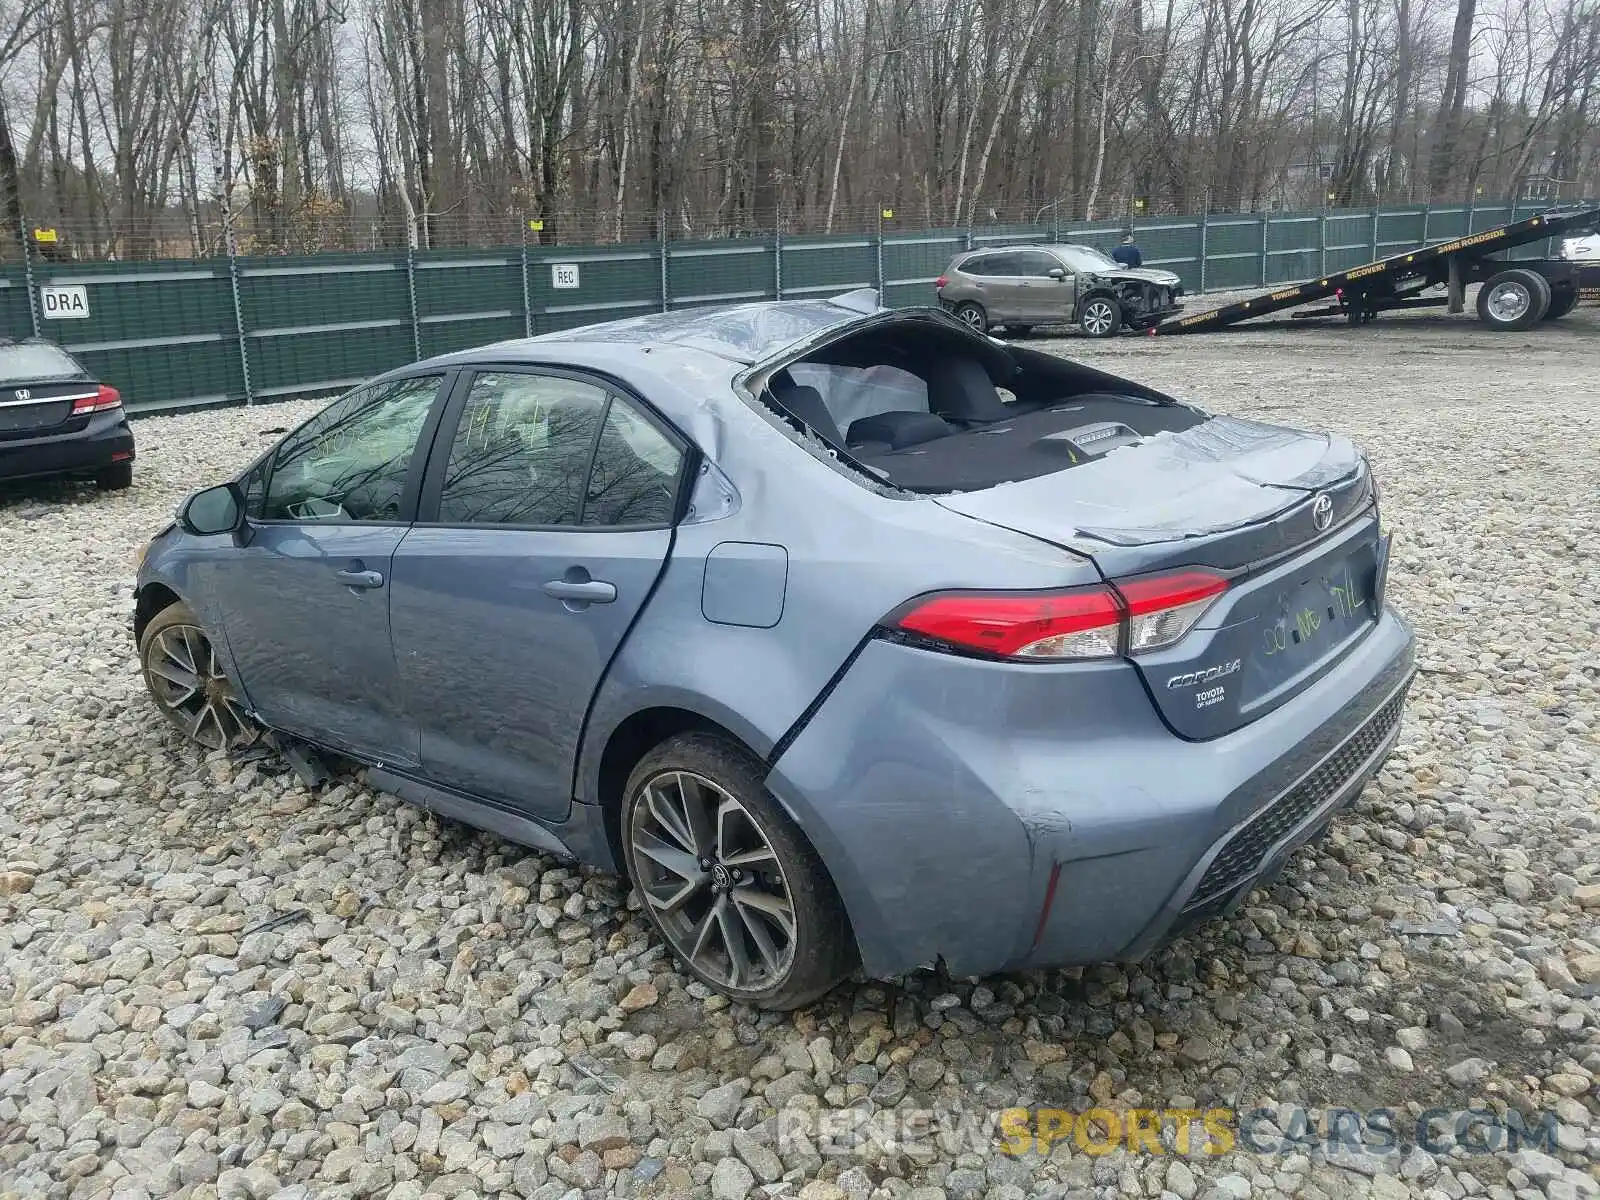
2,304 -> 1598,1200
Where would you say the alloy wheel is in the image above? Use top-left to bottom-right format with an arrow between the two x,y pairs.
143,623 -> 261,752
1082,300 -> 1117,335
1486,281 -> 1531,323
955,305 -> 986,331
628,769 -> 797,992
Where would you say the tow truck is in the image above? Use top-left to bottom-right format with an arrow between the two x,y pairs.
1157,205 -> 1600,334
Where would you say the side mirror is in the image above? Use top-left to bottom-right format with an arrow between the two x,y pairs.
1049,268 -> 1067,280
179,482 -> 245,536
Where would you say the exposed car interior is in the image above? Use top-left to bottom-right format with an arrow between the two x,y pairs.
759,319 -> 1207,493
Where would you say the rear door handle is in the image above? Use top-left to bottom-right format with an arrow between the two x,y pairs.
334,569 -> 384,589
542,579 -> 617,604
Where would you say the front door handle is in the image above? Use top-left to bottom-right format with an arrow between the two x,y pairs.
334,568 -> 384,589
542,578 -> 617,604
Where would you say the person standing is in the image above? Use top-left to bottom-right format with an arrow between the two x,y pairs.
1112,232 -> 1143,268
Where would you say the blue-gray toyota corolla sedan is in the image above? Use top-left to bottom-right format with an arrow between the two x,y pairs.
133,291 -> 1415,1009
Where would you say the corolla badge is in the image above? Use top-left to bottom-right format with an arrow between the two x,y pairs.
1166,659 -> 1241,689
1311,493 -> 1334,531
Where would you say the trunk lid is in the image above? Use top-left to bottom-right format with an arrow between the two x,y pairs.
935,415 -> 1386,738
0,380 -> 93,440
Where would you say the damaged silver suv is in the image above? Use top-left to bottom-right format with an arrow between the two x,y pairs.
936,243 -> 1184,337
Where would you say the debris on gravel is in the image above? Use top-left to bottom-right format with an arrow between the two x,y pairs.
3,312 -> 1598,1199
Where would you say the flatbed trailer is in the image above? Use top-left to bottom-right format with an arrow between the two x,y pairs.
1155,205 -> 1600,334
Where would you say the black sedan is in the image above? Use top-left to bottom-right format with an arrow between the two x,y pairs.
0,337 -> 135,491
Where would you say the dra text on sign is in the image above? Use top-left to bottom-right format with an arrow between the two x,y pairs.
40,285 -> 90,319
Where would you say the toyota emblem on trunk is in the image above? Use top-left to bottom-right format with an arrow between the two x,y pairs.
1311,493 -> 1334,531
13,388 -> 30,401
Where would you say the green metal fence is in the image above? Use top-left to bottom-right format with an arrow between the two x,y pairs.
0,199 -> 1572,414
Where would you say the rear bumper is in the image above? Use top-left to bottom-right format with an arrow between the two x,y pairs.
766,606 -> 1415,980
0,411 -> 135,483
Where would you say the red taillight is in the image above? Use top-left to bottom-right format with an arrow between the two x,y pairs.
935,276 -> 948,290
1118,570 -> 1230,615
889,570 -> 1229,661
894,586 -> 1124,659
72,385 -> 122,414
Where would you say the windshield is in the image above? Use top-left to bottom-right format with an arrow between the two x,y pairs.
1059,246 -> 1120,272
0,343 -> 83,385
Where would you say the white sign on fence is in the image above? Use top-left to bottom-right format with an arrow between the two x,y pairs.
40,285 -> 90,319
551,263 -> 580,290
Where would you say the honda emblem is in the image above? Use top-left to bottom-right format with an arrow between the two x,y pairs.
13,388 -> 30,401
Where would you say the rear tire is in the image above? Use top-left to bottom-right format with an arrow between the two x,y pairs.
953,302 -> 988,334
1079,295 -> 1123,337
1541,288 -> 1579,321
621,731 -> 855,1010
1476,269 -> 1551,330
96,462 -> 133,491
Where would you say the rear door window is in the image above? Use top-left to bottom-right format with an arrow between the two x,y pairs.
583,399 -> 685,527
982,252 -> 1026,277
430,370 -> 687,529
435,372 -> 609,527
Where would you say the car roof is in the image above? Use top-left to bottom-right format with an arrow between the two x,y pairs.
389,292 -> 998,455
417,291 -> 886,373
958,244 -> 1104,258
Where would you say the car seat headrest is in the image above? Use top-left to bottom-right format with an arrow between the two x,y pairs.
776,384 -> 847,449
926,356 -> 1012,423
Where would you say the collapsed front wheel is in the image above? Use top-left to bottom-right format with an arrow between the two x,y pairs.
139,601 -> 262,752
621,732 -> 855,1009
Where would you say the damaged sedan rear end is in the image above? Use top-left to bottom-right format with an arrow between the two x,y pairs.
134,290 -> 1413,1010
745,300 -> 1413,989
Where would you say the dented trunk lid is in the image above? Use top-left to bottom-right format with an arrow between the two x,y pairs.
934,416 -> 1387,738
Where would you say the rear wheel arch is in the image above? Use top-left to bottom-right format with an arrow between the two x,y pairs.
593,706 -> 864,984
595,707 -> 735,862
952,301 -> 989,333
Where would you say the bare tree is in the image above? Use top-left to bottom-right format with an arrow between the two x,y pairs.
3,0 -> 1599,259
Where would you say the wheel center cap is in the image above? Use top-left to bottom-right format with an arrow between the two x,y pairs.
709,863 -> 732,890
